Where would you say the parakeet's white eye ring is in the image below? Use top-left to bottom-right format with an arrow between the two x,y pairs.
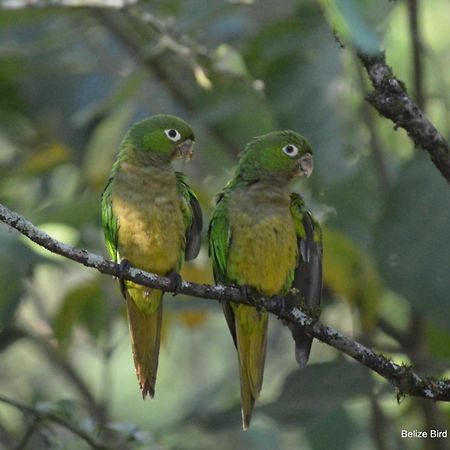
282,144 -> 298,157
165,129 -> 181,142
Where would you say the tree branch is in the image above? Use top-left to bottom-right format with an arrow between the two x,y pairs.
358,51 -> 450,184
1,201 -> 450,402
0,396 -> 107,450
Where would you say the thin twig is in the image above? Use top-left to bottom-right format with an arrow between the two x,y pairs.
370,396 -> 390,450
29,334 -> 108,425
0,395 -> 107,450
15,416 -> 40,450
1,201 -> 450,401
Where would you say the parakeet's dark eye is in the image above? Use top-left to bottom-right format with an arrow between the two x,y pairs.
282,144 -> 299,157
165,129 -> 181,142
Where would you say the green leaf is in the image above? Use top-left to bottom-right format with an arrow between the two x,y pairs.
320,0 -> 381,53
213,44 -> 250,78
245,9 -> 349,187
324,162 -> 383,246
21,223 -> 79,261
0,227 -> 38,328
260,359 -> 374,425
375,155 -> 450,328
306,407 -> 355,450
52,282 -> 107,352
32,194 -> 100,228
197,82 -> 277,149
82,105 -> 135,190
323,228 -> 382,330
426,322 -> 450,360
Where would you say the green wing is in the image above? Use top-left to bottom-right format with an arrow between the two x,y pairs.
288,192 -> 323,368
101,177 -> 119,262
176,172 -> 203,261
208,191 -> 231,284
208,191 -> 240,347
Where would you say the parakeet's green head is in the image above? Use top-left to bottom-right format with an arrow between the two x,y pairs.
122,114 -> 195,165
236,130 -> 313,182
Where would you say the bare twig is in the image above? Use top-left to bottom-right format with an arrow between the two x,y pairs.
0,395 -> 107,450
370,396 -> 390,450
1,201 -> 450,402
15,416 -> 40,450
29,334 -> 108,425
358,51 -> 450,183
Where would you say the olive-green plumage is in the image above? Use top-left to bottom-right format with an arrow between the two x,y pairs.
101,115 -> 202,398
208,130 -> 322,429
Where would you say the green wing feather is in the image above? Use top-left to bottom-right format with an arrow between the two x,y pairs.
288,192 -> 323,368
101,177 -> 119,262
176,172 -> 203,261
208,191 -> 231,284
208,190 -> 238,343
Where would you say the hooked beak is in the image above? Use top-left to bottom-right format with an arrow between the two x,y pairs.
298,152 -> 313,178
173,139 -> 195,161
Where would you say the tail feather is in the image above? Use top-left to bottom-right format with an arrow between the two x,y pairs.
289,325 -> 313,369
125,287 -> 163,399
233,304 -> 268,430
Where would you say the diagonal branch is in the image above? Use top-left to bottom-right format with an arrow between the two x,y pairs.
358,51 -> 450,184
1,201 -> 450,402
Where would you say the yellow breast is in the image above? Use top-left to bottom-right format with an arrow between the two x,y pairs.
226,184 -> 297,296
112,163 -> 185,275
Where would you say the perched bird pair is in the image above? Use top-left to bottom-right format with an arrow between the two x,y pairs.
101,114 -> 322,429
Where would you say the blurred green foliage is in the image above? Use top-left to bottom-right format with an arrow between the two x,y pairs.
0,0 -> 449,449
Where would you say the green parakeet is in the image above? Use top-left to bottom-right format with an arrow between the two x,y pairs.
101,114 -> 202,398
208,131 -> 322,429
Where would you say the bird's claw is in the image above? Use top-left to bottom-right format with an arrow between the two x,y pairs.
274,291 -> 299,317
239,285 -> 255,303
167,271 -> 183,296
118,259 -> 131,298
272,295 -> 287,316
239,286 -> 266,311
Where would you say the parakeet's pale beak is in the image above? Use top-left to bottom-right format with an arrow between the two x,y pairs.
173,139 -> 195,161
298,152 -> 313,178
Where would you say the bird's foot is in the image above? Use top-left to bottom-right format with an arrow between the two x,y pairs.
272,295 -> 287,316
273,290 -> 299,317
118,259 -> 131,298
167,271 -> 183,296
238,285 -> 252,302
239,285 -> 266,311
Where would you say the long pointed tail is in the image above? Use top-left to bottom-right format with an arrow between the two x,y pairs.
233,303 -> 269,430
125,286 -> 163,399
